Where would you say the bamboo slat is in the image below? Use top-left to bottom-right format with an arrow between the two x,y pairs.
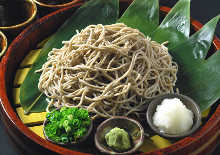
16,107 -> 46,125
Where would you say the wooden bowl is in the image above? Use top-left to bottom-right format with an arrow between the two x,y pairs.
33,0 -> 81,17
0,31 -> 7,58
0,1 -> 220,155
33,0 -> 80,8
0,0 -> 37,39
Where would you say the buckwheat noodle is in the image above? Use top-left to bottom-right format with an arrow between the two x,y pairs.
36,23 -> 178,119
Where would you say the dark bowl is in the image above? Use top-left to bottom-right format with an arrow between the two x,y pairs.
95,116 -> 144,155
33,0 -> 81,17
0,0 -> 37,38
0,31 -> 7,58
43,108 -> 93,146
33,0 -> 80,8
146,93 -> 202,139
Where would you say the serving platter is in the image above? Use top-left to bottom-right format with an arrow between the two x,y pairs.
0,0 -> 220,154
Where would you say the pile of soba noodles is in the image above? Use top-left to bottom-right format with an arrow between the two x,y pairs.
37,23 -> 178,119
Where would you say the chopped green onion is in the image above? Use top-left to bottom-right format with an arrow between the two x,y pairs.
44,107 -> 91,143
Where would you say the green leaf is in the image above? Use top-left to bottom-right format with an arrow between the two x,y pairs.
184,15 -> 220,60
117,0 -> 159,36
171,15 -> 220,111
151,0 -> 190,49
20,0 -> 119,114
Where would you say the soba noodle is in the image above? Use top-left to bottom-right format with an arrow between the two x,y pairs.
36,23 -> 178,119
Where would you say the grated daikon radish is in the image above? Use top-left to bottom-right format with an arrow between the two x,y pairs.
153,98 -> 194,134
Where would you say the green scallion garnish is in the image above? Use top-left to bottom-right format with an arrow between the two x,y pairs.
44,107 -> 91,144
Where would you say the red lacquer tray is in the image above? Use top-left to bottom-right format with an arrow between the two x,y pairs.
0,1 -> 220,155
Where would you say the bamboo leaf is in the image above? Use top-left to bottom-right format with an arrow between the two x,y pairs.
151,0 -> 190,49
118,0 -> 159,36
171,15 -> 220,111
20,0 -> 119,114
183,15 -> 220,60
171,15 -> 220,68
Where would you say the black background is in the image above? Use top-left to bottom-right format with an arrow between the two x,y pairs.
0,0 -> 220,154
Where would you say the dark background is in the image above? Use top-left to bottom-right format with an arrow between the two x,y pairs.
0,0 -> 219,154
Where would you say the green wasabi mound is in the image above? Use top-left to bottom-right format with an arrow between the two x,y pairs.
105,127 -> 131,152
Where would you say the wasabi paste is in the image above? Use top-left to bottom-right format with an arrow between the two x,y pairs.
105,127 -> 131,152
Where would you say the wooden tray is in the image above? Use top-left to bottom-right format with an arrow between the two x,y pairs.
1,1 -> 220,155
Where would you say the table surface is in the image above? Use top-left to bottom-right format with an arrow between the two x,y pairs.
0,0 -> 220,154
